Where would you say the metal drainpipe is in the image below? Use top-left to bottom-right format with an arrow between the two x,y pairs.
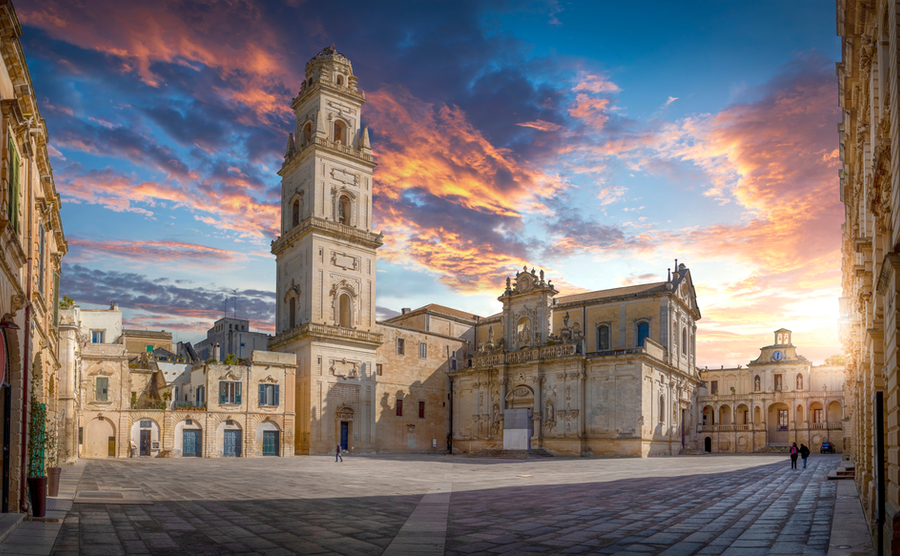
19,144 -> 33,512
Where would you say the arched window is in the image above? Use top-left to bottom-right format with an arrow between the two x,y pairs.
333,121 -> 345,144
339,294 -> 351,328
597,324 -> 610,350
796,374 -> 803,390
339,195 -> 351,225
659,395 -> 665,424
302,122 -> 312,145
637,321 -> 650,347
292,200 -> 300,227
289,297 -> 296,329
336,74 -> 344,86
681,328 -> 687,354
754,375 -> 761,391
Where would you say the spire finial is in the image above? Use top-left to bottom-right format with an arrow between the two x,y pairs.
361,126 -> 371,151
285,133 -> 296,157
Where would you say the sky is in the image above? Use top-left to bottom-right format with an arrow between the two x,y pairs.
17,0 -> 843,366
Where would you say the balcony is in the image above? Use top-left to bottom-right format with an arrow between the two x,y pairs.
283,135 -> 374,168
272,216 -> 383,255
270,322 -> 383,350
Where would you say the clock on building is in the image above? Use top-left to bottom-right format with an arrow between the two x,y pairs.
772,350 -> 784,361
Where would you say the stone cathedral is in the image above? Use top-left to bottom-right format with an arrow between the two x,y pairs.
271,46 -> 703,457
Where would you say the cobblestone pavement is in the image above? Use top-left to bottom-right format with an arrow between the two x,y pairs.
49,453 -> 840,556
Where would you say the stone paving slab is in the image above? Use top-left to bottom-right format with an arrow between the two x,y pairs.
32,453 -> 847,556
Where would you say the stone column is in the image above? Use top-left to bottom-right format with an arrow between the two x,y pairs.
533,374 -> 542,448
577,371 -> 585,442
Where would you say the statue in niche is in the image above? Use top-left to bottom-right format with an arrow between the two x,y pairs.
488,327 -> 494,345
517,320 -> 531,347
564,312 -> 570,328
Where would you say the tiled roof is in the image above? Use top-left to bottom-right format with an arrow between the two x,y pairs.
556,282 -> 668,304
419,304 -> 479,321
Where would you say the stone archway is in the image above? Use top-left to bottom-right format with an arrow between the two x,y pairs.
505,384 -> 534,409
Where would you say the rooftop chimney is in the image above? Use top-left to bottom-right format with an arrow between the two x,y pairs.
401,308 -> 411,315
110,301 -> 119,310
213,343 -> 221,362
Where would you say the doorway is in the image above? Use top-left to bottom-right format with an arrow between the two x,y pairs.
140,430 -> 151,456
262,431 -> 279,456
224,429 -> 241,457
704,437 -> 711,452
340,422 -> 349,451
1,384 -> 9,513
183,429 -> 201,457
108,436 -> 116,457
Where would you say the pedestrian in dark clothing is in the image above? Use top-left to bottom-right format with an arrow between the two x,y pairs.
800,444 -> 810,468
335,444 -> 343,463
790,442 -> 799,469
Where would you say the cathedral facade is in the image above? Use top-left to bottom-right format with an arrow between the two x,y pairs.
271,46 -> 702,457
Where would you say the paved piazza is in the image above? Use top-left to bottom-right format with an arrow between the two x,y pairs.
49,454 -> 841,556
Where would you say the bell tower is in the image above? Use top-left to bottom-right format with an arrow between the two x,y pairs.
270,45 -> 383,454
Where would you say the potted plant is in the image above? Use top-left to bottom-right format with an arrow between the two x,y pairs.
26,395 -> 48,517
46,419 -> 62,497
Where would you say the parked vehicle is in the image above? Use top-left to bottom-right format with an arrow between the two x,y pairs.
820,442 -> 835,454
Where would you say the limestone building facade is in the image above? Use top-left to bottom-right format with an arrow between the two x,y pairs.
838,1 -> 900,551
61,303 -> 295,459
0,0 -> 67,515
697,329 -> 846,453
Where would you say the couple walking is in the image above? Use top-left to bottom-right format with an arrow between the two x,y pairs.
790,442 -> 810,469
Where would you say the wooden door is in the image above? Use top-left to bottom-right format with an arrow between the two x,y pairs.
183,430 -> 201,457
108,436 -> 116,457
224,429 -> 241,457
262,431 -> 278,456
340,422 -> 349,450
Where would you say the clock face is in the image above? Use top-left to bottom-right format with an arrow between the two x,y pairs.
772,350 -> 784,361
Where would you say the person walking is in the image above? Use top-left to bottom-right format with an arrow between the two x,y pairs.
800,444 -> 810,468
790,442 -> 799,469
335,444 -> 343,463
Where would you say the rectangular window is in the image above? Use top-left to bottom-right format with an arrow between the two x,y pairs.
598,325 -> 610,350
419,401 -> 425,419
397,338 -> 405,355
419,342 -> 427,358
96,377 -> 108,402
258,383 -> 280,406
38,223 -> 45,297
778,409 -> 789,430
710,380 -> 718,395
219,381 -> 242,405
7,136 -> 19,233
91,330 -> 105,344
813,409 -> 823,424
396,399 -> 403,417
774,375 -> 783,391
451,359 -> 457,370
52,272 -> 59,328
376,364 -> 383,376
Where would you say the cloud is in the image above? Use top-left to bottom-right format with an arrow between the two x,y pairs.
664,96 -> 678,108
60,263 -> 275,332
66,237 -> 248,264
516,120 -> 564,132
57,167 -> 280,239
